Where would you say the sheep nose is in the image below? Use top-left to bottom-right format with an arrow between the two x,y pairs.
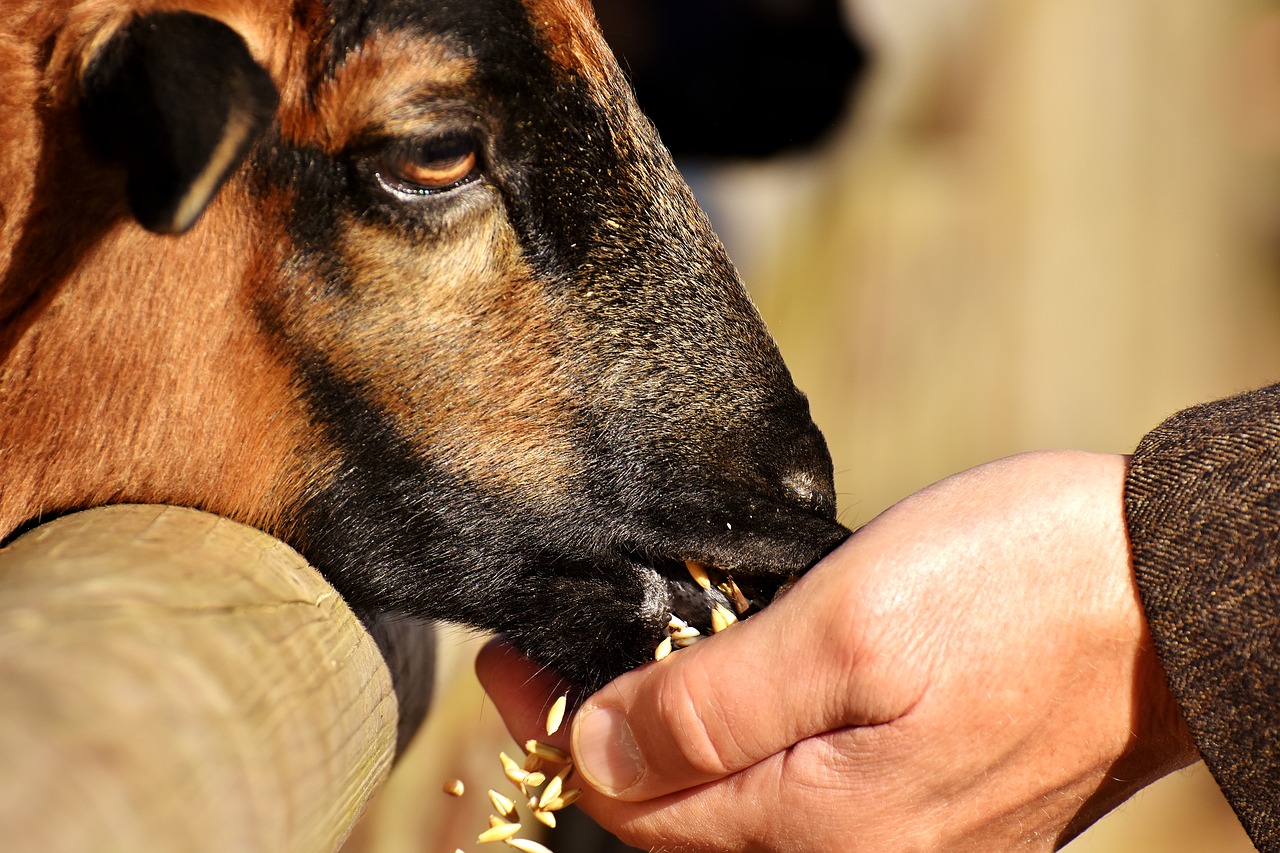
747,405 -> 839,522
781,469 -> 837,520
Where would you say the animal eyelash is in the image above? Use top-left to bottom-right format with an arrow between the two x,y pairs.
374,132 -> 483,197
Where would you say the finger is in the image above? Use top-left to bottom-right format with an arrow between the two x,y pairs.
474,639 -> 579,754
475,641 -> 736,848
570,541 -> 900,802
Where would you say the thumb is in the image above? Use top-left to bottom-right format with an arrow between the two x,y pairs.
571,549 -> 884,802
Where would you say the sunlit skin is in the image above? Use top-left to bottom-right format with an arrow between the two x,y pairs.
478,451 -> 1200,852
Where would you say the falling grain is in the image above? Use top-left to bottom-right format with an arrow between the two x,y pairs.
499,751 -> 531,791
539,788 -> 582,811
545,695 -> 568,737
488,789 -> 517,820
524,739 -> 569,764
538,764 -> 573,809
476,821 -> 522,842
538,775 -> 563,810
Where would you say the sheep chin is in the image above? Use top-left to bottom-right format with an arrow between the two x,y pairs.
630,562 -> 713,640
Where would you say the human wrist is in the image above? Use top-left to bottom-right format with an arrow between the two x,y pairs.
1056,629 -> 1199,843
1052,452 -> 1199,839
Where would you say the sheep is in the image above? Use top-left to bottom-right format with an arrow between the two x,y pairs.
0,0 -> 849,693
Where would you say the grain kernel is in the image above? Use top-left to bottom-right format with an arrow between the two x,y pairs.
443,778 -> 465,797
538,775 -> 563,809
710,603 -> 737,633
546,695 -> 568,737
540,787 -> 582,811
476,821 -> 521,842
684,560 -> 712,589
499,752 -> 523,776
724,577 -> 751,613
499,752 -> 530,789
506,839 -> 555,853
654,636 -> 673,661
524,739 -> 569,763
487,789 -> 516,819
538,765 -> 573,809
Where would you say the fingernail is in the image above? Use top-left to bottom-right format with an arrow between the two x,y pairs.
572,704 -> 644,795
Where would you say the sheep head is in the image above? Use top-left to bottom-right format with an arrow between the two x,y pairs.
0,0 -> 848,691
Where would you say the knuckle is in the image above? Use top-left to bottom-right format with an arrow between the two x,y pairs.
650,663 -> 744,778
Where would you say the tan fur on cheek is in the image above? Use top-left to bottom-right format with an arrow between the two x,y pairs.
290,202 -> 584,504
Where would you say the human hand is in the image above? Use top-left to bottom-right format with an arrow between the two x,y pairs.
477,451 -> 1199,852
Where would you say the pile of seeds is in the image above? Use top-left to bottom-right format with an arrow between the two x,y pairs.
444,695 -> 578,853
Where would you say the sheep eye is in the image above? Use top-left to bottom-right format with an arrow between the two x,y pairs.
378,135 -> 479,196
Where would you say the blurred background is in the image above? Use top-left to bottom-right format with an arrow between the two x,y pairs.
344,0 -> 1280,850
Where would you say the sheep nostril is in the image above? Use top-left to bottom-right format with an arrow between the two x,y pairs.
781,470 -> 837,520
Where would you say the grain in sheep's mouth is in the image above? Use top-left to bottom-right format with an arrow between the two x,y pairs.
643,555 -> 800,659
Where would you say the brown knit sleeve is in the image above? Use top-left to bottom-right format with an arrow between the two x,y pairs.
1125,384 -> 1280,851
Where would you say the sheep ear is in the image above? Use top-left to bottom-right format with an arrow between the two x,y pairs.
79,11 -> 279,235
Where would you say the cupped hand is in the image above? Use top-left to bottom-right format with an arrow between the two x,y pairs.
477,451 -> 1198,852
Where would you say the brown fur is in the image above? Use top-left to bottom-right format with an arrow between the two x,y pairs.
267,25 -> 586,499
0,0 -> 846,691
520,0 -> 617,88
282,29 -> 476,153
0,185 -> 314,539
0,2 -> 591,540
0,2 -> 302,539
280,210 -> 585,497
3,6 -> 291,537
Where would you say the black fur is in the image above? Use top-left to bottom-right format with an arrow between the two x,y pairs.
80,12 -> 279,234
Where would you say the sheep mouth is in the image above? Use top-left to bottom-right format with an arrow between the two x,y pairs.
639,554 -> 800,652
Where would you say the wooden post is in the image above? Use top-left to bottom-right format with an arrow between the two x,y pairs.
0,505 -> 400,853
